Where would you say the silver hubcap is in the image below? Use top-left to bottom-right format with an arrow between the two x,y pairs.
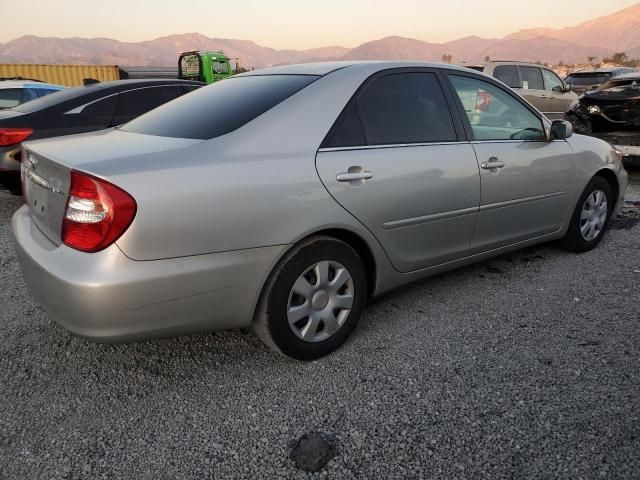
287,260 -> 354,343
580,189 -> 608,242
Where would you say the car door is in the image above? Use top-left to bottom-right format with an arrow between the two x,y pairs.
516,65 -> 549,115
111,85 -> 182,125
446,73 -> 575,253
543,68 -> 577,119
316,69 -> 480,273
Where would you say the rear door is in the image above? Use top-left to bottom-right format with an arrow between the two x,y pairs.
111,85 -> 182,125
446,73 -> 575,252
316,69 -> 480,273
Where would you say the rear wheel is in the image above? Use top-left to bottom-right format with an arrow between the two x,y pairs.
561,176 -> 613,252
254,236 -> 367,360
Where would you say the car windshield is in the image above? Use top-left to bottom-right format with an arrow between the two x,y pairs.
595,78 -> 640,91
121,74 -> 319,140
565,73 -> 611,86
0,88 -> 23,109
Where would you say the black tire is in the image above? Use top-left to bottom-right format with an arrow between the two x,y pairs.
565,113 -> 592,135
253,236 -> 367,360
0,172 -> 22,196
561,176 -> 613,252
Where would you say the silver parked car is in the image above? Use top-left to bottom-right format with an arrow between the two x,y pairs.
13,61 -> 628,360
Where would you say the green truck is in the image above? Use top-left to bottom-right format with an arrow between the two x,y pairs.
178,51 -> 234,84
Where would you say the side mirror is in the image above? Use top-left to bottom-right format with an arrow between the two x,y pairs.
552,85 -> 563,93
550,120 -> 573,140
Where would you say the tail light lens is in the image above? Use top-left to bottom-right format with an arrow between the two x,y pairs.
0,128 -> 33,147
62,170 -> 137,253
475,91 -> 492,111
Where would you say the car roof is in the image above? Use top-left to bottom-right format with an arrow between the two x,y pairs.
0,79 -> 64,89
237,60 -> 478,77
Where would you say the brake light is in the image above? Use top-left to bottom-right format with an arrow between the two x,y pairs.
62,170 -> 136,253
0,128 -> 33,147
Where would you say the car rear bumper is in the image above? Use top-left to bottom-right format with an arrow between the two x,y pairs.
12,205 -> 286,342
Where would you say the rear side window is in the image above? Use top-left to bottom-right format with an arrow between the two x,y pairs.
66,95 -> 117,127
113,86 -> 182,124
493,65 -> 519,88
122,75 -> 318,139
519,66 -> 544,90
357,72 -> 456,145
324,102 -> 366,147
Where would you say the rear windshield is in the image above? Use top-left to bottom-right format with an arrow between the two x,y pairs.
12,86 -> 86,113
0,88 -> 23,109
121,75 -> 319,139
565,73 -> 611,86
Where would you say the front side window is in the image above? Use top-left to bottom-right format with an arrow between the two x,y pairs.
449,75 -> 545,141
543,69 -> 563,91
519,67 -> 544,90
357,72 -> 457,145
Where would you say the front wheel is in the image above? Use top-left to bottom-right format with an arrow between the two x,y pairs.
566,112 -> 592,135
253,236 -> 367,360
561,176 -> 613,252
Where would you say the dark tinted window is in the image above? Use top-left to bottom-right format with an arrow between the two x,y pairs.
122,75 -> 318,139
519,66 -> 544,90
357,72 -> 456,145
566,73 -> 612,86
493,65 -> 519,88
325,102 -> 366,147
113,86 -> 182,123
66,95 -> 117,127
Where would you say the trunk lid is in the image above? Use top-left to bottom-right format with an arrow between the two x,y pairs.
21,128 -> 202,244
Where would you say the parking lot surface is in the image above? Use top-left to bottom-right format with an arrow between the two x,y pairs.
1,179 -> 639,479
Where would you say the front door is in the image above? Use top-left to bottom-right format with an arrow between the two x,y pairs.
316,70 -> 480,273
446,74 -> 576,253
543,68 -> 577,120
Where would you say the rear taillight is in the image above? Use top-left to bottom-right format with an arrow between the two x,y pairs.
62,170 -> 136,253
475,91 -> 492,111
0,128 -> 33,147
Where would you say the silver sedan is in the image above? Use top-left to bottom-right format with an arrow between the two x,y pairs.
12,61 -> 628,360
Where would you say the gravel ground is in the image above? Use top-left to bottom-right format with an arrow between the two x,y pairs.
1,176 -> 639,479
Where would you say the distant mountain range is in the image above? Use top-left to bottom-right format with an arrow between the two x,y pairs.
1,4 -> 639,68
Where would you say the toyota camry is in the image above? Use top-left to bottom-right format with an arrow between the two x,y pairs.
12,62 -> 628,360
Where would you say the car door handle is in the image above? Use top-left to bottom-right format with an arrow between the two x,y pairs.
480,158 -> 505,169
336,171 -> 374,182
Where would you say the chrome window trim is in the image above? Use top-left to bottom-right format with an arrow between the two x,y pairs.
64,84 -> 179,115
318,141 -> 468,152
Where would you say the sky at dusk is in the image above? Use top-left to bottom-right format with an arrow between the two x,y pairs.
4,0 -> 639,49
